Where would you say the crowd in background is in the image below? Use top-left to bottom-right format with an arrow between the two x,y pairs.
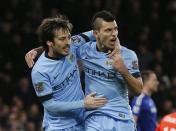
0,0 -> 176,130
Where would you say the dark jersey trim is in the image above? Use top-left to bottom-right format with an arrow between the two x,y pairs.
132,72 -> 141,78
39,93 -> 53,103
79,34 -> 90,42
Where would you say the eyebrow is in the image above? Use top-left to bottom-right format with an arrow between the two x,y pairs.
55,34 -> 71,38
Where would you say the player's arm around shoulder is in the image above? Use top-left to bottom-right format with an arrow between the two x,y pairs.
25,46 -> 44,68
71,30 -> 94,47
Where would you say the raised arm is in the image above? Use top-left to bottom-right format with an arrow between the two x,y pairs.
111,49 -> 143,95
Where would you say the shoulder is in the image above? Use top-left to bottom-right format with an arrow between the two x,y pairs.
71,35 -> 82,43
31,53 -> 48,77
131,94 -> 145,107
164,113 -> 176,120
84,41 -> 95,47
134,93 -> 146,106
121,46 -> 138,59
131,94 -> 146,114
31,65 -> 44,78
79,41 -> 95,50
121,46 -> 140,70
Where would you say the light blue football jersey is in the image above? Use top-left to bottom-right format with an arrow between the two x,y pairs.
77,41 -> 141,121
31,32 -> 94,130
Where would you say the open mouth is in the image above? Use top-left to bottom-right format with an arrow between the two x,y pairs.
110,38 -> 117,45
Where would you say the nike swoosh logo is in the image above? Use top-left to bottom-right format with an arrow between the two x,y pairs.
54,73 -> 60,79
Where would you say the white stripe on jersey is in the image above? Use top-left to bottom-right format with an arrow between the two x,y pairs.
132,93 -> 145,114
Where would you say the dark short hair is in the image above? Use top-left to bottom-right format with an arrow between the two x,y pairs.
91,10 -> 115,30
37,14 -> 73,50
141,70 -> 155,83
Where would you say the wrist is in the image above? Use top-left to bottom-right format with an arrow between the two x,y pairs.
119,67 -> 129,75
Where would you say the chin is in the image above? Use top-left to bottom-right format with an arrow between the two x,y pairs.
63,53 -> 69,56
65,52 -> 70,56
62,50 -> 69,55
107,46 -> 114,50
58,53 -> 68,57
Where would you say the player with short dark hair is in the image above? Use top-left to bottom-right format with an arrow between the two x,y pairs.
76,10 -> 143,131
131,70 -> 159,131
31,15 -> 107,131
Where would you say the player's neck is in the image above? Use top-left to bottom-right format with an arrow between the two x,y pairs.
142,87 -> 152,96
47,50 -> 64,59
96,42 -> 110,53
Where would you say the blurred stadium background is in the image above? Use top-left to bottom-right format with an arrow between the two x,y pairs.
0,0 -> 176,130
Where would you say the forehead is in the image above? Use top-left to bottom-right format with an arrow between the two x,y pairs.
149,73 -> 157,79
100,20 -> 117,29
54,28 -> 70,37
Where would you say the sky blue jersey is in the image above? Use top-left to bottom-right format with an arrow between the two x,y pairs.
77,41 -> 141,120
31,31 -> 94,130
131,93 -> 157,131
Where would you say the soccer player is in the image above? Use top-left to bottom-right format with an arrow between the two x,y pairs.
131,70 -> 159,131
76,10 -> 143,131
156,112 -> 176,131
26,11 -> 143,131
31,15 -> 107,131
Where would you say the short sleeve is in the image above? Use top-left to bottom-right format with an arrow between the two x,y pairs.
31,70 -> 52,97
127,51 -> 141,78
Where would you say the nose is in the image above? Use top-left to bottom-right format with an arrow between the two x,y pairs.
112,29 -> 118,36
66,36 -> 71,45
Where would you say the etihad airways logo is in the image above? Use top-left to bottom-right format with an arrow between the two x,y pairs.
52,66 -> 78,91
84,66 -> 116,79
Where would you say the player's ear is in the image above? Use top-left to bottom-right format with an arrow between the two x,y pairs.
47,41 -> 53,47
93,30 -> 98,38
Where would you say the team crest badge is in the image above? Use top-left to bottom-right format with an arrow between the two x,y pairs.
105,59 -> 113,66
71,35 -> 81,43
35,82 -> 44,92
